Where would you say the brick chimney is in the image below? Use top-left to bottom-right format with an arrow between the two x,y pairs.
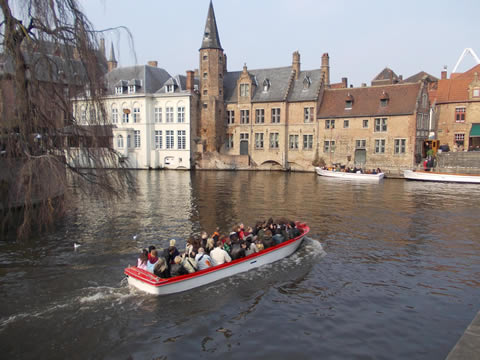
321,53 -> 330,85
99,38 -> 105,58
292,51 -> 300,80
186,70 -> 195,92
147,61 -> 158,67
441,66 -> 447,80
342,77 -> 348,88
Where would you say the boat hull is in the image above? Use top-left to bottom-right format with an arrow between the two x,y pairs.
315,167 -> 384,181
125,223 -> 309,295
403,170 -> 480,184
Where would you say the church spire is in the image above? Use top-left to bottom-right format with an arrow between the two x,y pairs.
107,43 -> 117,72
200,1 -> 222,50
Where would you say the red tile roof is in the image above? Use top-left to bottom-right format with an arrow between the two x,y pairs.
435,64 -> 480,103
317,83 -> 421,118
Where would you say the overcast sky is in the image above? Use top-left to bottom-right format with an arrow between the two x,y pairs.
81,0 -> 480,87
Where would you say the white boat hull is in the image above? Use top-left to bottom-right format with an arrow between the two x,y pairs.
403,170 -> 480,184
126,224 -> 309,295
315,167 -> 384,181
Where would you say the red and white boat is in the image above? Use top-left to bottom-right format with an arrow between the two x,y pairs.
315,167 -> 384,181
124,222 -> 310,295
403,170 -> 480,184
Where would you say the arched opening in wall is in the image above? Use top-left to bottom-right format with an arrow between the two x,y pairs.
259,160 -> 283,170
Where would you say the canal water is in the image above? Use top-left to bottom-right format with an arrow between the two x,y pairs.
0,171 -> 479,359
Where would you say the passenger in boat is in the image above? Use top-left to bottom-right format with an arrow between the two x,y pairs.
211,240 -> 232,265
223,236 -> 233,255
181,252 -> 198,274
137,249 -> 149,270
238,224 -> 245,240
146,249 -> 160,273
170,256 -> 188,277
205,237 -> 215,255
147,246 -> 156,261
262,230 -> 275,249
164,239 -> 180,265
195,247 -> 214,270
212,227 -> 220,242
230,237 -> 245,260
185,237 -> 195,257
244,239 -> 258,256
153,257 -> 170,278
272,228 -> 285,245
200,231 -> 209,249
377,168 -> 382,174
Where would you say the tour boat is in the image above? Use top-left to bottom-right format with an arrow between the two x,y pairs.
315,167 -> 384,181
403,170 -> 480,184
124,222 -> 310,295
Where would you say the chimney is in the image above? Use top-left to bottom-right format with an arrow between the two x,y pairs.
147,61 -> 158,67
99,38 -> 105,58
292,51 -> 300,80
441,66 -> 447,80
186,70 -> 194,92
361,83 -> 367,87
321,53 -> 330,85
342,77 -> 348,88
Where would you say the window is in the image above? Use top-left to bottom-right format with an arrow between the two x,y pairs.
128,85 -> 136,94
422,94 -> 428,107
133,107 -> 140,123
271,108 -> 281,123
202,103 -> 208,109
380,99 -> 388,107
363,119 -> 369,128
134,130 -> 141,148
112,108 -> 118,124
344,120 -> 350,128
177,107 -> 185,123
155,107 -> 162,123
324,140 -> 335,153
203,54 -> 208,61
374,118 -> 387,132
375,139 -> 386,154
166,130 -> 174,149
203,89 -> 208,96
289,134 -> 299,150
115,86 -> 123,95
155,130 -> 162,149
303,134 -> 313,150
304,107 -> 314,123
166,85 -> 174,93
89,109 -> 96,122
240,84 -> 250,97
122,112 -> 129,123
263,79 -> 270,92
345,100 -> 353,109
117,135 -> 123,148
240,133 -> 249,141
177,130 -> 186,149
227,110 -> 235,124
240,110 -> 250,124
455,133 -> 465,146
394,139 -> 406,154
269,133 -> 279,149
80,107 -> 86,123
226,134 -> 234,149
255,133 -> 264,149
325,119 -> 335,129
255,109 -> 265,123
127,134 -> 131,148
203,72 -> 207,79
166,107 -> 174,123
455,107 -> 466,122
474,88 -> 480,97
356,139 -> 366,149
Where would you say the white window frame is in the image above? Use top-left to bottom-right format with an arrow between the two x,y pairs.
269,132 -> 279,149
115,86 -> 123,95
374,118 -> 388,132
362,119 -> 369,128
177,130 -> 186,149
133,107 -> 140,123
128,85 -> 136,94
375,139 -> 386,154
155,130 -> 162,149
325,119 -> 335,129
240,84 -> 250,97
166,130 -> 174,149
344,119 -> 349,128
227,110 -> 235,124
117,135 -> 124,148
226,134 -> 234,149
240,109 -> 249,124
166,107 -> 174,123
134,130 -> 141,148
155,107 -> 162,123
289,134 -> 299,150
112,108 -> 118,124
122,112 -> 129,124
394,139 -> 406,154
356,139 -> 366,149
177,106 -> 185,123
303,134 -> 313,150
255,109 -> 265,124
271,108 -> 281,123
255,133 -> 264,149
324,140 -> 335,153
304,107 -> 314,123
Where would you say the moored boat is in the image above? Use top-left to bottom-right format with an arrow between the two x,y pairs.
315,167 -> 384,181
124,222 -> 310,295
403,170 -> 480,184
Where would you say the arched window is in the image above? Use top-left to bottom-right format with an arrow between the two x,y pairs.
117,135 -> 124,148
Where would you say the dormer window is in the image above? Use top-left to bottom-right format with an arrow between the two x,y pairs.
240,84 -> 250,97
303,76 -> 311,90
380,91 -> 389,107
115,86 -> 123,95
263,79 -> 270,92
166,85 -> 175,93
345,93 -> 354,109
128,85 -> 136,94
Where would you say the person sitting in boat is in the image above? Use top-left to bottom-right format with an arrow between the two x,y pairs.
230,237 -> 245,260
147,245 -> 156,261
181,252 -> 198,274
244,239 -> 259,255
223,236 -> 233,255
164,239 -> 180,266
262,230 -> 275,249
153,257 -> 170,278
237,224 -> 245,240
272,228 -> 285,245
200,231 -> 208,249
377,168 -> 382,174
137,249 -> 149,270
211,240 -> 232,265
146,249 -> 160,273
195,247 -> 214,270
170,256 -> 188,277
288,221 -> 301,238
205,237 -> 215,255
211,227 -> 220,242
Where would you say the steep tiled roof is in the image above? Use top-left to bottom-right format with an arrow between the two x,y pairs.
288,69 -> 323,102
105,65 -> 171,95
404,71 -> 438,83
434,64 -> 480,103
317,83 -> 421,119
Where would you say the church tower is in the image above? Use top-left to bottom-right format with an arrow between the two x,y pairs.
199,1 -> 225,152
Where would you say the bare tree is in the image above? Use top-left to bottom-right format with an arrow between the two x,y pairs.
0,0 -> 135,239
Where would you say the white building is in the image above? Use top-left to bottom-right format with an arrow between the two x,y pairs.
74,61 -> 198,169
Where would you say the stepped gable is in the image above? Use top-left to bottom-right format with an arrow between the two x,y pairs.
435,64 -> 480,103
317,83 -> 421,119
223,66 -> 293,103
105,65 -> 171,95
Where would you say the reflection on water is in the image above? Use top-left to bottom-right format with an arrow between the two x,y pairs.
0,171 -> 479,360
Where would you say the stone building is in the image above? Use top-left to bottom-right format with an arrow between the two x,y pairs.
433,64 -> 480,151
316,81 -> 430,173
